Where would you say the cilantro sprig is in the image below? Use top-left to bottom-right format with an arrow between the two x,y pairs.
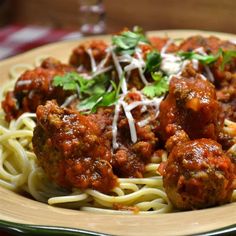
145,51 -> 162,73
78,90 -> 117,113
142,72 -> 168,98
112,26 -> 149,55
178,49 -> 236,70
220,50 -> 236,70
53,72 -> 120,113
77,80 -> 120,113
53,72 -> 86,91
178,51 -> 221,65
53,72 -> 109,96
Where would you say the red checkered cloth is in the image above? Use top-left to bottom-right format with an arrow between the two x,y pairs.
0,24 -> 82,60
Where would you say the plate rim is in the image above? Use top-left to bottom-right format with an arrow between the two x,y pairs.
0,219 -> 235,236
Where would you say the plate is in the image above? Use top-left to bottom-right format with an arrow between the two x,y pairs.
0,30 -> 236,236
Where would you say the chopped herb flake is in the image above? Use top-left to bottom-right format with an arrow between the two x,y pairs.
178,49 -> 236,70
220,50 -> 236,70
112,27 -> 149,55
142,76 -> 169,98
178,51 -> 220,65
145,51 -> 162,73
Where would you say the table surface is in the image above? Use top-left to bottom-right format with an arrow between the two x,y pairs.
0,24 -> 82,60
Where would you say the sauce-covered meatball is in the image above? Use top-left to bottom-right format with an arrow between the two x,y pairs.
69,40 -> 108,71
149,37 -> 177,53
32,101 -> 117,193
160,139 -> 235,210
2,58 -> 75,121
158,75 -> 223,142
176,36 -> 236,144
178,35 -> 236,54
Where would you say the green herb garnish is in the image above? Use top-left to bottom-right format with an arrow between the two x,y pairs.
220,50 -> 236,70
178,51 -> 221,65
53,71 -> 123,113
52,72 -> 109,96
145,51 -> 162,72
179,49 -> 236,70
142,74 -> 168,98
77,91 -> 117,113
77,80 -> 119,113
52,72 -> 85,91
112,27 -> 149,55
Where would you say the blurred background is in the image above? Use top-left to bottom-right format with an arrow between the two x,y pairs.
1,0 -> 236,33
0,0 -> 236,59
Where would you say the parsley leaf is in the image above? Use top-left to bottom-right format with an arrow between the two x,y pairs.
145,51 -> 162,72
112,27 -> 149,55
178,49 -> 236,70
142,76 -> 169,98
178,51 -> 221,65
52,72 -> 86,91
220,50 -> 236,70
78,90 -> 117,113
77,94 -> 102,112
52,72 -> 109,96
78,74 -> 124,113
85,74 -> 109,95
92,90 -> 117,112
53,71 -> 121,113
151,71 -> 163,81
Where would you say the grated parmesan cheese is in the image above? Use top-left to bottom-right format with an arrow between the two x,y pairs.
86,48 -> 97,73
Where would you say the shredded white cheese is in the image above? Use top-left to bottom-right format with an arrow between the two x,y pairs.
86,48 -> 97,73
28,90 -> 35,99
192,59 -> 199,70
111,49 -> 127,94
92,65 -> 113,78
161,39 -> 174,55
97,50 -> 111,70
61,94 -> 77,108
112,99 -> 123,150
137,117 -> 151,127
161,54 -> 183,76
121,101 -> 137,143
16,80 -> 32,86
204,65 -> 215,83
199,74 -> 207,81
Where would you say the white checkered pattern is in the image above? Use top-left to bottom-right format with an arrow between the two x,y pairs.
0,25 -> 82,60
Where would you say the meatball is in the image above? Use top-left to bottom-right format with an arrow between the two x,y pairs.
32,101 -> 117,193
214,70 -> 236,122
2,60 -> 75,121
149,37 -> 177,53
160,139 -> 235,210
69,40 -> 108,71
178,35 -> 233,54
158,75 -> 223,142
41,57 -> 75,72
178,35 -> 236,88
